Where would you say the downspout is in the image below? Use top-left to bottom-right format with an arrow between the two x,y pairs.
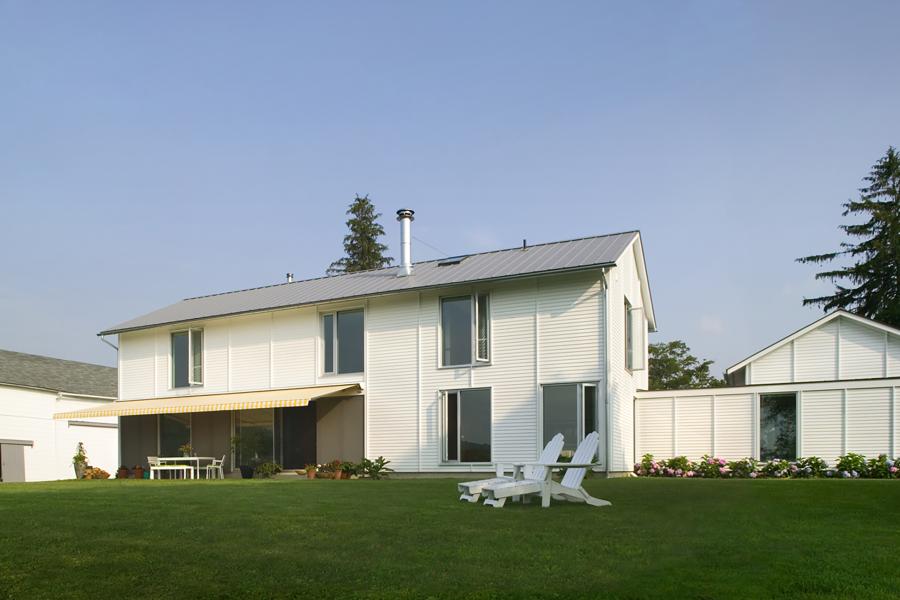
99,335 -> 118,351
600,268 -> 612,475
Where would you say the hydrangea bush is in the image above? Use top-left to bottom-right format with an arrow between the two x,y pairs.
633,452 -> 900,479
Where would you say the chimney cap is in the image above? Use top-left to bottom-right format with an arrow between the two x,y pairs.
396,208 -> 415,221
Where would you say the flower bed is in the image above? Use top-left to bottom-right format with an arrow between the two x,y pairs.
634,452 -> 900,479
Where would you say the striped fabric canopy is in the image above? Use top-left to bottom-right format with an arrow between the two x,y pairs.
53,383 -> 362,419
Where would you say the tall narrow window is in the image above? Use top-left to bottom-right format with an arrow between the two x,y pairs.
444,388 -> 491,462
322,309 -> 364,374
476,293 -> 490,362
625,299 -> 634,370
322,314 -> 335,374
760,393 -> 797,461
441,294 -> 490,366
172,329 -> 202,388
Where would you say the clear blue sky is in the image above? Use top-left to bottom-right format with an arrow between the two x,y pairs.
2,2 -> 898,370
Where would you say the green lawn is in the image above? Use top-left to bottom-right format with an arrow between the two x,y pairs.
1,478 -> 899,599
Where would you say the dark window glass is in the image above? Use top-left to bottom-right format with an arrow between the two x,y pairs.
322,314 -> 334,373
171,332 -> 189,388
159,414 -> 191,457
760,394 -> 797,461
446,392 -> 458,461
583,385 -> 597,437
337,309 -> 364,374
543,384 -> 579,452
238,409 -> 274,467
442,296 -> 472,366
476,294 -> 490,361
459,388 -> 491,462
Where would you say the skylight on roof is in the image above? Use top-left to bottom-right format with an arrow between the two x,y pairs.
437,255 -> 468,266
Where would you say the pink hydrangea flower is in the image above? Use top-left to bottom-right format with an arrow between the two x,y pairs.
749,472 -> 757,479
890,466 -> 898,474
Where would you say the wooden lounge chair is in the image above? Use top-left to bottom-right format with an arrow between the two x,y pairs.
458,433 -> 565,503
481,431 -> 610,508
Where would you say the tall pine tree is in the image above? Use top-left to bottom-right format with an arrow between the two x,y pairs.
327,195 -> 393,275
797,147 -> 900,327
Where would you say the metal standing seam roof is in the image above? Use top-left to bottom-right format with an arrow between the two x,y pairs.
100,231 -> 640,335
0,349 -> 117,398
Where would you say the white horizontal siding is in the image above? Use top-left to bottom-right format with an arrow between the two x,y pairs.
840,319 -> 886,380
675,396 -> 712,458
538,273 -> 602,383
750,343 -> 793,384
635,397 -> 673,459
889,338 -> 900,377
794,321 -> 837,382
119,330 -> 155,400
714,394 -> 753,459
800,390 -> 843,463
271,308 -> 315,389
228,313 -> 271,391
366,294 -> 420,471
846,387 -> 891,456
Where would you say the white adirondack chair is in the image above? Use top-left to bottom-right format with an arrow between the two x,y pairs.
457,433 -> 565,503
481,431 -> 610,508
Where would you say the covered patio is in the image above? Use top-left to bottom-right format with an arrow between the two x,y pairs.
55,384 -> 364,475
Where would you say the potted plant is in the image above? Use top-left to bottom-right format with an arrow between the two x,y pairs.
179,443 -> 193,458
117,465 -> 129,479
331,459 -> 344,480
72,442 -> 88,479
340,461 -> 358,479
304,464 -> 317,479
133,464 -> 145,480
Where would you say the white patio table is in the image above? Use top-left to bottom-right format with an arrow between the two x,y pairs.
157,456 -> 215,479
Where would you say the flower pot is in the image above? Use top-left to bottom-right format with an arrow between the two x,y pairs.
306,469 -> 316,479
333,470 -> 342,480
74,462 -> 85,479
117,468 -> 129,479
134,467 -> 144,480
239,465 -> 254,479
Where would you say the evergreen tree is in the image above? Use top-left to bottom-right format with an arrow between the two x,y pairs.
797,147 -> 900,327
649,341 -> 725,391
327,195 -> 392,275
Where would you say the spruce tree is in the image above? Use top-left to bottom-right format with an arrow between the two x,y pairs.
797,147 -> 900,327
327,195 -> 393,275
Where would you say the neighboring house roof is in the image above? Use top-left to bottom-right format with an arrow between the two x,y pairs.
101,231 -> 649,335
0,349 -> 117,398
725,310 -> 900,375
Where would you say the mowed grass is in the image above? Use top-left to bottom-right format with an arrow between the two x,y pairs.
1,478 -> 899,599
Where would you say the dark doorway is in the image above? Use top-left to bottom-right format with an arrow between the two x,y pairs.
281,405 -> 317,469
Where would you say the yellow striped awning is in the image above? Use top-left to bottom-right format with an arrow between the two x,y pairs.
53,384 -> 362,419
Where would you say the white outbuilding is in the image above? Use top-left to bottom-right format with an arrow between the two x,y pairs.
635,311 -> 900,464
0,349 -> 118,482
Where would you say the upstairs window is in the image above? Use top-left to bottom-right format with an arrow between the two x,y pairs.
441,293 -> 490,366
171,329 -> 202,388
322,309 -> 364,374
625,299 -> 645,371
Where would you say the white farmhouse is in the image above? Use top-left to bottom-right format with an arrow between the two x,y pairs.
635,311 -> 900,464
0,350 -> 118,482
58,210 -> 655,475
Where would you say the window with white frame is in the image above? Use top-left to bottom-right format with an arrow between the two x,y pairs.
440,293 -> 490,366
171,329 -> 202,388
759,393 -> 797,461
625,299 -> 645,371
542,383 -> 598,453
443,388 -> 491,463
322,309 -> 364,375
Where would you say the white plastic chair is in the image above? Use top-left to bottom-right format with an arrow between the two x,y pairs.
204,455 -> 226,480
458,433 -> 565,503
481,432 -> 610,508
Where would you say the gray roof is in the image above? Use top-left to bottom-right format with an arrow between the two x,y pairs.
101,231 -> 639,335
0,349 -> 117,398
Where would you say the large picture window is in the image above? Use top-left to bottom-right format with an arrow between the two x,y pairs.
542,383 -> 599,453
159,414 -> 191,457
171,329 -> 202,388
322,309 -> 364,374
237,409 -> 274,467
443,388 -> 491,463
441,293 -> 490,366
759,393 -> 797,461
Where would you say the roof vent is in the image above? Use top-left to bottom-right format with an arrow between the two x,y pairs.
286,273 -> 294,283
438,255 -> 467,266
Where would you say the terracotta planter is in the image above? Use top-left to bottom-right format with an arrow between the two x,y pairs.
316,472 -> 333,479
333,470 -> 342,480
117,468 -> 129,479
306,469 -> 316,480
133,467 -> 144,480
